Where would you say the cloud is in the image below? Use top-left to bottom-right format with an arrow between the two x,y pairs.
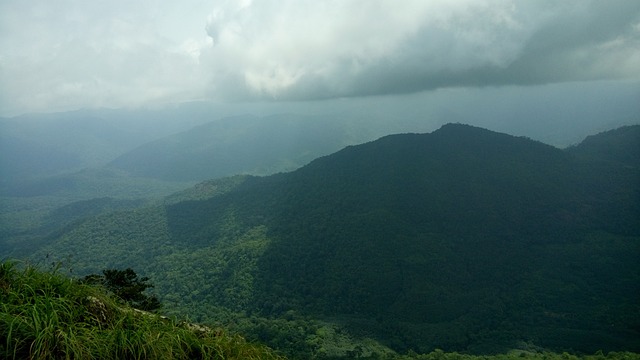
0,0 -> 638,115
0,0 -> 210,115
202,0 -> 640,100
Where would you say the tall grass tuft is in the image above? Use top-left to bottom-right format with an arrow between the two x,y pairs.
0,260 -> 285,359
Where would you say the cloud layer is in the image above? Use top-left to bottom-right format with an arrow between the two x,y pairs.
1,0 -> 639,115
203,0 -> 640,99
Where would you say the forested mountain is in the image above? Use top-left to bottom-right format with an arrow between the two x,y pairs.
34,124 -> 640,358
0,109 -> 206,197
0,105 -> 225,172
567,125 -> 640,166
108,114 -> 388,181
1,109 -> 428,261
0,109 -> 429,198
0,111 -> 170,181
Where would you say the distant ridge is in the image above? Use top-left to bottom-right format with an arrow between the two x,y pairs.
108,114 -> 353,181
568,124 -> 640,166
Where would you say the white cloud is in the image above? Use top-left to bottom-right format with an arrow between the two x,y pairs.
0,0 -> 638,116
0,0 -> 212,115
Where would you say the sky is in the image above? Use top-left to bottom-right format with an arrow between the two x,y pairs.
0,0 -> 639,119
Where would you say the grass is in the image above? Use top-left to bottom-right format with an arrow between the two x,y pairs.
0,260 -> 285,360
2,260 -> 639,360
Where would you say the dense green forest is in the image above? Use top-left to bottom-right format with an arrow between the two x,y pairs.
2,124 -> 639,359
2,263 -> 638,359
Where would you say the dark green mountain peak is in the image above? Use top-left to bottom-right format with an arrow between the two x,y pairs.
568,124 -> 640,166
433,121 -> 499,135
293,122 -> 569,201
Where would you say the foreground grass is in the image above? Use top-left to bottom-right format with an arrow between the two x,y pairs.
0,261 -> 284,360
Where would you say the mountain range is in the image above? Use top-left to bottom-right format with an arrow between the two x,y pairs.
108,114 -> 360,181
20,123 -> 640,357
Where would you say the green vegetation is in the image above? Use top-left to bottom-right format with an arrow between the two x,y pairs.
397,350 -> 640,360
3,124 -> 639,358
0,260 -> 284,360
0,167 -> 194,259
108,114 -> 353,181
567,125 -> 640,166
82,268 -> 162,312
3,261 -> 637,360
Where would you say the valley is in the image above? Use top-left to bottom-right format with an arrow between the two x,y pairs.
2,122 -> 637,358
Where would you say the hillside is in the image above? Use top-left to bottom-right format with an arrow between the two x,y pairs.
0,261 -> 284,360
0,105 -> 220,174
3,263 -> 640,360
567,125 -> 640,166
36,124 -> 640,358
108,114 -> 364,181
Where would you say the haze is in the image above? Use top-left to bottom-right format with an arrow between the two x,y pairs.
0,1 -> 638,140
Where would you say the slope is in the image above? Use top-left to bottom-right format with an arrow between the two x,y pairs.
0,261 -> 285,360
108,114 -> 367,181
244,124 -> 639,352
37,124 -> 640,356
567,124 -> 640,167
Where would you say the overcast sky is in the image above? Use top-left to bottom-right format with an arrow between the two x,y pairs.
0,0 -> 639,117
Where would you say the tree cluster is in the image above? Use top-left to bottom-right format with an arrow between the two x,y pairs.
83,268 -> 161,312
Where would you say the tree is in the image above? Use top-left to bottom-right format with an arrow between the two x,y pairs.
83,268 -> 161,311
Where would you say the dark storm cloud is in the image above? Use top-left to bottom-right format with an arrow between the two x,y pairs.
1,0 -> 638,115
204,0 -> 640,100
